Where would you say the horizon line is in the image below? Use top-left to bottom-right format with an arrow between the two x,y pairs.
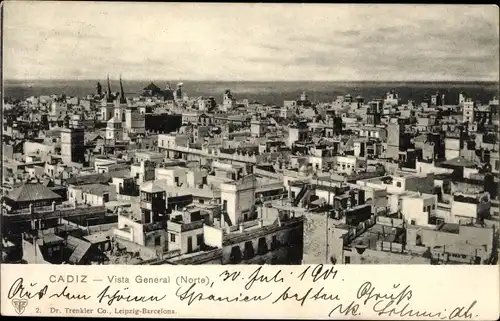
4,78 -> 500,83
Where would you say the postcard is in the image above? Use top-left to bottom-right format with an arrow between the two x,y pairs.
1,1 -> 499,319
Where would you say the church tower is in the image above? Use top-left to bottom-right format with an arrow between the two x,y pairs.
106,74 -> 114,103
119,75 -> 127,104
96,82 -> 102,96
60,115 -> 85,164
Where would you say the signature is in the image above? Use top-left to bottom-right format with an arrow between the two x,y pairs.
356,281 -> 478,320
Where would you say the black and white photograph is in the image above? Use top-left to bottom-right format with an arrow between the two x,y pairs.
2,2 -> 499,267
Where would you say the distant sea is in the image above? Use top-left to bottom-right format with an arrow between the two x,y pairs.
4,80 -> 499,106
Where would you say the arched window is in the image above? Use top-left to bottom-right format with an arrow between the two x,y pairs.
257,237 -> 268,255
229,246 -> 242,263
243,241 -> 255,260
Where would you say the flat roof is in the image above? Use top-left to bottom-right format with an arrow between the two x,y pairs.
83,230 -> 112,243
77,183 -> 112,195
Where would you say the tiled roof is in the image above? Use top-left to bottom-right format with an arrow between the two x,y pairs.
109,169 -> 132,179
7,183 -> 63,202
77,183 -> 112,195
143,82 -> 160,91
67,236 -> 92,264
42,233 -> 64,245
66,173 -> 111,185
86,133 -> 105,141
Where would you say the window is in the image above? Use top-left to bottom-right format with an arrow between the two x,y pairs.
155,236 -> 161,246
174,177 -> 179,186
197,234 -> 204,249
396,182 -> 402,187
257,237 -> 268,255
411,219 -> 416,225
432,204 -> 436,210
170,233 -> 176,242
229,246 -> 242,263
243,241 -> 255,259
344,256 -> 351,264
187,236 -> 193,253
270,235 -> 279,250
223,200 -> 227,211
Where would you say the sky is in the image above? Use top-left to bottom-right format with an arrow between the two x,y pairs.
3,2 -> 499,81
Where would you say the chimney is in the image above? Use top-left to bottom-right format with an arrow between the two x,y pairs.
239,223 -> 244,232
52,201 -> 56,211
29,203 -> 34,214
